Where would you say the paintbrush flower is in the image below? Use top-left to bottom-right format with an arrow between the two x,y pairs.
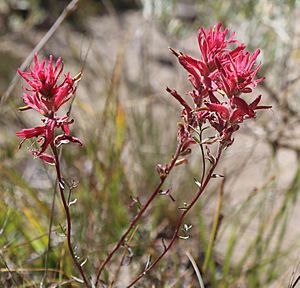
16,53 -> 82,163
168,23 -> 271,148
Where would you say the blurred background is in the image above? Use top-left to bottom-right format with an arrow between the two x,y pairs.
1,0 -> 300,287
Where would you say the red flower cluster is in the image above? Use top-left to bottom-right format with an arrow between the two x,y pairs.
168,22 -> 271,148
16,53 -> 82,164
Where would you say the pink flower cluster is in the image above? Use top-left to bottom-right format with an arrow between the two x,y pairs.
168,23 -> 271,149
16,53 -> 82,164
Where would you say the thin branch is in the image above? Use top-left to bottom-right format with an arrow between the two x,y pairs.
0,254 -> 19,286
291,274 -> 300,288
94,143 -> 183,287
110,225 -> 140,286
126,144 -> 223,287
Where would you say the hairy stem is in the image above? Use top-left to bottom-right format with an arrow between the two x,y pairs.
51,144 -> 90,287
126,144 -> 223,287
95,143 -> 183,287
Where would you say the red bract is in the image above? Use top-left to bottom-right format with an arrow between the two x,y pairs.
198,22 -> 245,74
18,54 -> 63,96
215,49 -> 265,97
17,116 -> 82,155
16,53 -> 82,163
168,23 -> 271,148
173,22 -> 246,99
18,53 -> 79,116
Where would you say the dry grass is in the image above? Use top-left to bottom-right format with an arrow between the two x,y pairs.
1,0 -> 300,287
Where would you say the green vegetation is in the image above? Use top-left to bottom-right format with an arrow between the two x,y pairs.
1,0 -> 300,287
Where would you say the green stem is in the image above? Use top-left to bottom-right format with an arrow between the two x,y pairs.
203,177 -> 225,273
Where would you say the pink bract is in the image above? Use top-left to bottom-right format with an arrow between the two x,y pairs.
18,53 -> 79,116
167,22 -> 271,148
16,53 -> 82,162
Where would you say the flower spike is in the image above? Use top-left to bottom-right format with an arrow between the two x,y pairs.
168,23 -> 271,148
16,53 -> 82,163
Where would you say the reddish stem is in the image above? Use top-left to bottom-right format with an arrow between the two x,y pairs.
51,144 -> 90,287
95,143 -> 183,287
126,144 -> 223,287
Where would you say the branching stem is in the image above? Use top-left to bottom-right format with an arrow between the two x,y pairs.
95,143 -> 184,287
126,144 -> 223,287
